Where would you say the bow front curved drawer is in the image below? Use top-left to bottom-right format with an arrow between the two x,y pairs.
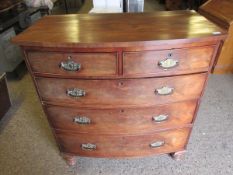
123,46 -> 215,77
35,73 -> 206,107
44,100 -> 196,135
55,127 -> 190,157
26,52 -> 118,78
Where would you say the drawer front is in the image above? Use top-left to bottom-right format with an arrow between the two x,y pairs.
27,52 -> 118,77
45,101 -> 196,134
56,127 -> 190,157
123,46 -> 214,76
36,73 -> 206,107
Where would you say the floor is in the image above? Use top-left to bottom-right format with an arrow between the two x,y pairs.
1,1 -> 233,175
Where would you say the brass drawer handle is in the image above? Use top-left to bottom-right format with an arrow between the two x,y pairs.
155,86 -> 174,95
67,88 -> 86,98
60,56 -> 81,71
73,116 -> 91,124
152,115 -> 169,123
158,55 -> 179,70
81,143 -> 96,151
150,141 -> 165,148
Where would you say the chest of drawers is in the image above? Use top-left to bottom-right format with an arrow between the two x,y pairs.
12,11 -> 226,166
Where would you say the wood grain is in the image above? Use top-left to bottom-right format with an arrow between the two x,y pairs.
27,51 -> 118,77
56,127 -> 191,158
11,12 -> 226,163
12,11 -> 226,48
35,73 -> 207,108
214,27 -> 233,73
199,0 -> 233,29
123,46 -> 215,76
199,0 -> 233,73
44,100 -> 197,134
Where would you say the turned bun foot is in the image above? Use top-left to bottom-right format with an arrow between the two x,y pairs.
170,150 -> 186,160
62,154 -> 77,166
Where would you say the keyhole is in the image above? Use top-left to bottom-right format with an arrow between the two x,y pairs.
168,53 -> 173,57
118,81 -> 124,86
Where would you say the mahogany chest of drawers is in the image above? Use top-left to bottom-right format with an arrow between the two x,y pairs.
12,11 -> 226,166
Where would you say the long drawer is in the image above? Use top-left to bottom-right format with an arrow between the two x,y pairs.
56,127 -> 190,157
123,46 -> 214,77
36,73 -> 206,107
45,100 -> 197,134
27,52 -> 118,77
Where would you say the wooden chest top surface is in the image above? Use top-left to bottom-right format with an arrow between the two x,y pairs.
12,11 -> 226,48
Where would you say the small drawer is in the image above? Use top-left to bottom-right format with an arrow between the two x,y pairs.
123,46 -> 215,77
27,52 -> 118,77
36,73 -> 206,107
45,100 -> 197,134
55,127 -> 190,157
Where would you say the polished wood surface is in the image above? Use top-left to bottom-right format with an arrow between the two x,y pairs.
12,11 -> 226,48
36,73 -> 206,108
199,0 -> 233,73
44,100 -> 197,134
56,127 -> 191,158
12,12 -> 226,165
27,51 -> 118,77
123,46 -> 215,76
26,45 -> 216,79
